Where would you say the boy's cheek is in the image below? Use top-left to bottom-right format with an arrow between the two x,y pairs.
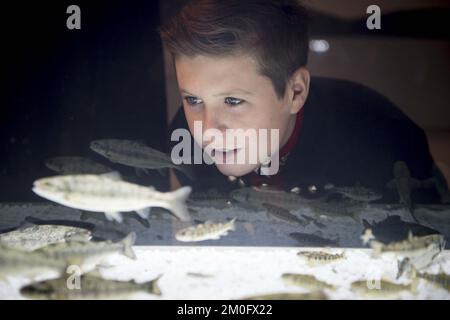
184,111 -> 201,127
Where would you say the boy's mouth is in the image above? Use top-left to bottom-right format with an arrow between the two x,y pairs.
211,148 -> 242,164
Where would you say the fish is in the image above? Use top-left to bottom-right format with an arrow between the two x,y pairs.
242,291 -> 328,300
300,214 -> 326,229
379,233 -> 444,278
186,272 -> 214,278
289,232 -> 340,247
362,228 -> 444,279
175,218 -> 236,242
362,215 -> 440,244
368,231 -> 445,258
412,268 -> 450,292
187,189 -> 232,209
90,139 -> 194,179
395,249 -> 442,280
396,257 -> 412,280
386,161 -> 421,219
188,189 -> 230,202
350,279 -> 417,298
305,197 -> 366,222
24,216 -> 97,231
281,273 -> 336,291
45,156 -> 113,175
262,203 -> 308,226
0,221 -> 92,251
324,183 -> 382,202
0,244 -> 66,280
297,250 -> 346,266
34,232 -> 137,272
230,187 -> 309,210
32,173 -> 192,222
80,211 -> 151,229
20,273 -> 162,300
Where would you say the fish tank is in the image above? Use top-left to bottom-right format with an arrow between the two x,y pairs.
0,0 -> 449,301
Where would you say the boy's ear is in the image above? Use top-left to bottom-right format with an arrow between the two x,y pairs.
287,68 -> 310,114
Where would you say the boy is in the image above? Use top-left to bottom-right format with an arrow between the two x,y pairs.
160,0 -> 444,204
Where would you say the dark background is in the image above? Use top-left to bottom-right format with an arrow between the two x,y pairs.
1,1 -> 169,200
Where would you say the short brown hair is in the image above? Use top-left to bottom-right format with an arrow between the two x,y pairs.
159,0 -> 309,99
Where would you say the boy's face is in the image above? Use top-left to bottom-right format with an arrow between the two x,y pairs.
175,54 -> 304,177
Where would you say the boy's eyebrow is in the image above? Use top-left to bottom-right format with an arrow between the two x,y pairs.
180,89 -> 196,96
214,89 -> 253,97
180,89 -> 253,96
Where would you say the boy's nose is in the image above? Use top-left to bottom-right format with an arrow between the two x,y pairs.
202,110 -> 227,146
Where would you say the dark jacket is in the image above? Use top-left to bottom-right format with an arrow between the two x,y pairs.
169,77 -> 441,203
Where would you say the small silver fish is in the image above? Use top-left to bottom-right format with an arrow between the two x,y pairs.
90,139 -> 194,179
396,245 -> 443,279
369,231 -> 445,258
300,214 -> 327,229
289,232 -> 340,247
0,223 -> 92,251
0,245 -> 66,280
242,291 -> 328,300
362,215 -> 440,244
186,190 -> 231,210
262,203 -> 308,226
188,189 -> 229,202
351,279 -> 417,298
186,272 -> 214,278
45,156 -> 113,175
230,187 -> 309,209
282,273 -> 336,291
397,257 -> 412,280
34,233 -> 136,273
175,218 -> 236,242
32,173 -> 192,222
297,250 -> 346,266
20,274 -> 162,300
364,229 -> 445,279
324,184 -> 382,202
306,198 -> 366,222
412,268 -> 450,292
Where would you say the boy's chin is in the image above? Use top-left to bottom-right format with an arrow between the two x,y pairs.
214,162 -> 260,178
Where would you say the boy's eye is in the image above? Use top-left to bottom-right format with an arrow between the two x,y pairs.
224,97 -> 244,106
184,96 -> 202,106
